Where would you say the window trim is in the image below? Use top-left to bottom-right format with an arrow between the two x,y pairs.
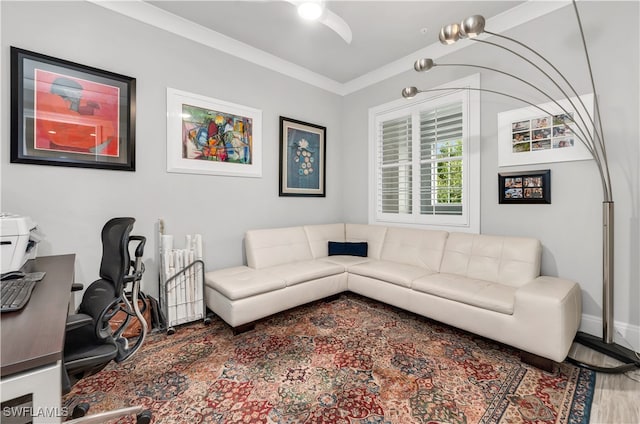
368,74 -> 480,233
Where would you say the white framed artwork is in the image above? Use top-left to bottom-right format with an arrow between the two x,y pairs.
497,93 -> 594,167
166,88 -> 262,177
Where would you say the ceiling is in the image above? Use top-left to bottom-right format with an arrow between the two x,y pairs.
145,1 -> 524,85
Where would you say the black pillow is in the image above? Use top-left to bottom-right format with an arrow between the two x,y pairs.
328,241 -> 368,257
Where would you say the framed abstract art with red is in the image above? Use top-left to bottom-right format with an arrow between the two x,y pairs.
10,47 -> 136,171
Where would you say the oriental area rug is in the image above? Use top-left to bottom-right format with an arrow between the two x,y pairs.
63,294 -> 594,424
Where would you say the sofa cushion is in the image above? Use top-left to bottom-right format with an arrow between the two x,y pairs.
267,260 -> 345,286
204,266 -> 286,300
245,226 -> 313,269
304,224 -> 346,258
412,272 -> 516,314
349,260 -> 435,288
440,232 -> 541,287
345,224 -> 387,259
380,227 -> 448,271
328,241 -> 368,257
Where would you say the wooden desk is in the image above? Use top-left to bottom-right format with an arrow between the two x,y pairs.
1,254 -> 75,423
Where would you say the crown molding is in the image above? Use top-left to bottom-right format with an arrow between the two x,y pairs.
88,0 -> 572,97
340,0 -> 571,95
87,0 -> 343,94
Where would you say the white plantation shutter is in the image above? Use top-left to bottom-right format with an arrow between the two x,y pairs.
369,74 -> 479,231
420,102 -> 463,216
379,115 -> 412,214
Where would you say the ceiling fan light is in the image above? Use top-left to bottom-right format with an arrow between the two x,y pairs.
298,2 -> 324,20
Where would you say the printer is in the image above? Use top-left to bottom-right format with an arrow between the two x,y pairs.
1,213 -> 42,274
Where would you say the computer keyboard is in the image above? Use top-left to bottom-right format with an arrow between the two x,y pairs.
1,278 -> 37,312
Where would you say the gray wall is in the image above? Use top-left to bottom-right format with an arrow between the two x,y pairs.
2,1 -> 638,349
1,1 -> 344,298
343,1 -> 639,349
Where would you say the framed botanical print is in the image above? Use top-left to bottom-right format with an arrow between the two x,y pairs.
279,116 -> 326,197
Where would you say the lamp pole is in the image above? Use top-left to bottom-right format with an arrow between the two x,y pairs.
602,202 -> 614,344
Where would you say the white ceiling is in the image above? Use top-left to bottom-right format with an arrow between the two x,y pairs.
146,1 -> 523,84
93,1 -> 574,94
146,1 -> 523,82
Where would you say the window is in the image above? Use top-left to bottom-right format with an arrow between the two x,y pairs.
368,75 -> 480,232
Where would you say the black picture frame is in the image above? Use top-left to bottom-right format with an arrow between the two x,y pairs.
10,47 -> 136,171
498,169 -> 551,204
279,116 -> 326,197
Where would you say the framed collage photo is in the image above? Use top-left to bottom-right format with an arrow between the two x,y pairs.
279,117 -> 326,197
10,47 -> 136,171
498,170 -> 551,204
497,93 -> 594,167
166,88 -> 262,178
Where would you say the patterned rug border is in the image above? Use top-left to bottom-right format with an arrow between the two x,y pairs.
569,364 -> 595,424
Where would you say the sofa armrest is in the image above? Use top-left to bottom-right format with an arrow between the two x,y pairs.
513,276 -> 582,361
517,276 -> 579,302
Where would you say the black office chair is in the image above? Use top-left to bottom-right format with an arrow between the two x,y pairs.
63,217 -> 152,424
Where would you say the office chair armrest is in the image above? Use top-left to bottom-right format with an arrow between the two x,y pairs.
128,235 -> 146,277
129,235 -> 146,258
71,283 -> 84,292
67,313 -> 94,331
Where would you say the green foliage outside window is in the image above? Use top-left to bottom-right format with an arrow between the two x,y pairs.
437,140 -> 462,204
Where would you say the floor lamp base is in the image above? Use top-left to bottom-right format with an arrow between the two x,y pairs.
574,331 -> 640,365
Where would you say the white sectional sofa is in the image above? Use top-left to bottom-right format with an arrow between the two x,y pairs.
204,223 -> 582,364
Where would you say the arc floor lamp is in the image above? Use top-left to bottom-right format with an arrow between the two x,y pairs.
402,0 -> 638,372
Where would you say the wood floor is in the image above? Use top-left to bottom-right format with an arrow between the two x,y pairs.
567,343 -> 640,424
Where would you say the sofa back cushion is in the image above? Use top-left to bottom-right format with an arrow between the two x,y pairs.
440,232 -> 541,286
246,226 -> 313,269
304,224 -> 346,258
380,227 -> 449,271
345,224 -> 387,259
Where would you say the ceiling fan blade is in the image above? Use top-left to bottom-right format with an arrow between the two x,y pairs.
320,9 -> 352,44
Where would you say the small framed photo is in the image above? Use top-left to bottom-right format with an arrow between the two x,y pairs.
166,88 -> 262,177
279,116 -> 326,197
498,169 -> 550,204
10,47 -> 136,171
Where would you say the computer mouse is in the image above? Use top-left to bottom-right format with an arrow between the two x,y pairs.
1,271 -> 26,281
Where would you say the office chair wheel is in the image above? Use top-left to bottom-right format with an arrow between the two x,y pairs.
136,409 -> 152,424
71,402 -> 90,418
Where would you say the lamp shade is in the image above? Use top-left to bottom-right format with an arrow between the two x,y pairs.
439,23 -> 461,45
460,15 -> 485,37
414,58 -> 435,72
401,87 -> 419,99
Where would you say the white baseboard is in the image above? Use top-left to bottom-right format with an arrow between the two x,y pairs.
579,313 -> 640,352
